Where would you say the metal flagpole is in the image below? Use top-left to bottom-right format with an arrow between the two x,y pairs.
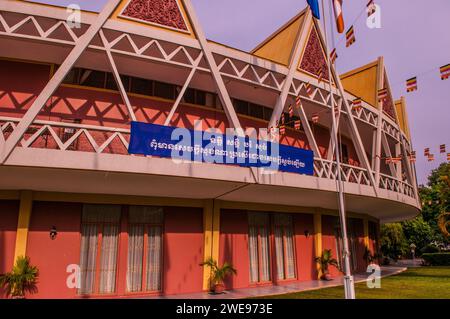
320,0 -> 355,299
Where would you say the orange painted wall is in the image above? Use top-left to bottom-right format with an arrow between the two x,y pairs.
162,207 -> 204,295
219,209 -> 250,290
26,201 -> 82,299
0,200 -> 19,298
293,213 -> 316,281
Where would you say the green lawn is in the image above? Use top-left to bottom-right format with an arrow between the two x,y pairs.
259,267 -> 450,299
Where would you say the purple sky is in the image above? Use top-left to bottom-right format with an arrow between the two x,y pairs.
27,0 -> 450,185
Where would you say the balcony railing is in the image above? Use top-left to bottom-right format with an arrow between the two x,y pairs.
0,116 -> 416,199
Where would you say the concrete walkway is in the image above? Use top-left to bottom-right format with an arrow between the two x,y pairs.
149,266 -> 406,299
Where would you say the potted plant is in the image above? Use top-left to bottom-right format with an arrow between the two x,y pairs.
0,256 -> 38,299
200,257 -> 236,294
315,249 -> 339,281
364,246 -> 380,265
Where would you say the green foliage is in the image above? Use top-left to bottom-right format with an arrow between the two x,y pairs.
380,223 -> 407,260
402,216 -> 435,255
420,244 -> 440,255
0,256 -> 38,298
422,253 -> 450,266
200,257 -> 236,289
314,249 -> 340,276
419,163 -> 450,242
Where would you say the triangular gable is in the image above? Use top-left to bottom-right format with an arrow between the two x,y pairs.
340,60 -> 379,107
395,97 -> 410,139
112,0 -> 194,37
251,11 -> 306,66
298,23 -> 330,82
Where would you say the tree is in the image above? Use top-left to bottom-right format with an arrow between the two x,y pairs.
419,163 -> 450,243
380,223 -> 407,261
402,216 -> 435,254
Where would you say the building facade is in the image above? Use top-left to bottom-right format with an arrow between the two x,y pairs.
0,0 -> 420,298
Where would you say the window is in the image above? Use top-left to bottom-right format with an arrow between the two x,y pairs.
263,107 -> 273,121
154,81 -> 174,100
126,206 -> 163,293
248,212 -> 270,283
79,69 -> 106,88
235,99 -> 249,115
249,103 -> 264,119
274,214 -> 296,280
79,205 -> 121,295
130,77 -> 153,96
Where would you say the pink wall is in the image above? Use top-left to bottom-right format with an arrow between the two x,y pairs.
219,209 -> 250,290
0,200 -> 19,298
321,215 -> 341,278
293,214 -> 316,281
162,207 -> 204,295
26,201 -> 82,299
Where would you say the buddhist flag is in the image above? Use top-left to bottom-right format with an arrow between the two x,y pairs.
281,113 -> 285,125
378,88 -> 388,102
280,125 -> 286,135
346,26 -> 355,47
317,67 -> 324,83
352,98 -> 362,110
409,151 -> 416,163
447,153 -> 450,161
440,144 -> 446,153
312,113 -> 319,123
330,48 -> 338,64
295,95 -> 302,107
288,104 -> 294,118
307,0 -> 321,19
428,154 -> 435,162
440,64 -> 450,80
406,77 -> 418,92
294,120 -> 301,130
424,148 -> 430,156
332,0 -> 345,33
305,83 -> 313,97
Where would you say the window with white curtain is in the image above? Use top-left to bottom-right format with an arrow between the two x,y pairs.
79,204 -> 121,295
248,212 -> 270,283
274,214 -> 296,280
126,206 -> 163,293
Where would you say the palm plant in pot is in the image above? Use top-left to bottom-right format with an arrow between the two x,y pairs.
200,257 -> 236,294
315,249 -> 339,281
0,256 -> 38,299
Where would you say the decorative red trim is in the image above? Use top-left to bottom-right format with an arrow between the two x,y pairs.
122,0 -> 188,31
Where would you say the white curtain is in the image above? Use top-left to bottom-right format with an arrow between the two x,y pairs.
79,204 -> 120,295
99,224 -> 119,293
285,227 -> 295,279
248,226 -> 259,283
274,227 -> 285,280
126,225 -> 144,292
259,227 -> 270,282
79,224 -> 97,294
146,226 -> 162,291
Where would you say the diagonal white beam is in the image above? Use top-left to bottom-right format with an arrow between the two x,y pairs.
0,0 -> 122,164
183,0 -> 242,130
164,52 -> 203,126
99,30 -> 137,122
373,57 -> 384,185
268,9 -> 313,130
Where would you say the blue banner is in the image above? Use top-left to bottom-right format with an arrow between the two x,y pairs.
128,121 -> 314,175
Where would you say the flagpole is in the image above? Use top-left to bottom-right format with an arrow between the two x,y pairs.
320,0 -> 356,299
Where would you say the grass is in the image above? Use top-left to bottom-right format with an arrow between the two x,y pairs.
258,267 -> 450,299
